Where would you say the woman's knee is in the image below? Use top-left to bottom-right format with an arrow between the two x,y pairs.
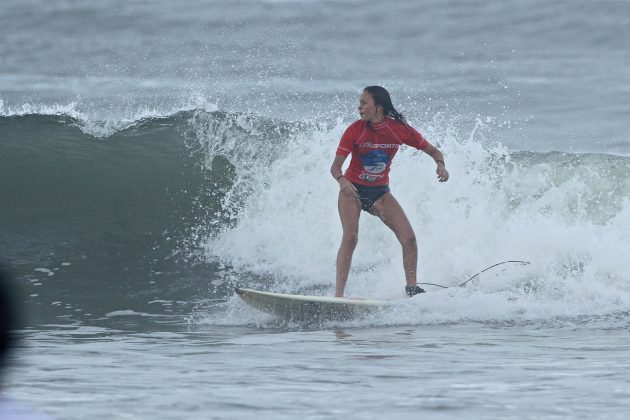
399,232 -> 417,249
341,232 -> 359,248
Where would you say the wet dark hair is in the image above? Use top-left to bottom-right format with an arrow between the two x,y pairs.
363,86 -> 407,125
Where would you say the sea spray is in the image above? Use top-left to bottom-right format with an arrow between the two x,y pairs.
1,108 -> 629,326
195,113 -> 630,327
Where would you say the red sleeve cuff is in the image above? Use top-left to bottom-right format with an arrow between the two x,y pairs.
336,147 -> 351,156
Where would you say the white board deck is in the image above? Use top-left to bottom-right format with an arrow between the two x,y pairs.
235,288 -> 392,322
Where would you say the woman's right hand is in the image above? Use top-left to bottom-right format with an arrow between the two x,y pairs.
338,176 -> 358,194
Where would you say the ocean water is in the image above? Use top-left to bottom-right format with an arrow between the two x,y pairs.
1,0 -> 630,418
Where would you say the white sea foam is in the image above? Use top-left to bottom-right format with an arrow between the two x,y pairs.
0,93 -> 218,138
199,115 -> 630,327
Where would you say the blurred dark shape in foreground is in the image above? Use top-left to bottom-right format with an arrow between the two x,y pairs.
0,264 -> 50,419
0,263 -> 20,374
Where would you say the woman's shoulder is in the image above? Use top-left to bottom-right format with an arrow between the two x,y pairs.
343,119 -> 366,134
386,117 -> 411,127
386,117 -> 418,133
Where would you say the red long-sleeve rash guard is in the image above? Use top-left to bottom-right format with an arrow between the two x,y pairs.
336,118 -> 429,186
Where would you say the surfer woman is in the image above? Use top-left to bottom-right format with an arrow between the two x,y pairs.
330,86 -> 449,298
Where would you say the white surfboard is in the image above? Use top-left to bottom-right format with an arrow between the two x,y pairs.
235,288 -> 392,322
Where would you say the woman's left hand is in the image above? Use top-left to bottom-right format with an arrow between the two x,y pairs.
436,163 -> 449,182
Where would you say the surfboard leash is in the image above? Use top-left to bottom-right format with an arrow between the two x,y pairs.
419,260 -> 531,289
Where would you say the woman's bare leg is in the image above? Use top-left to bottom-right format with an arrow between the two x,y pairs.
370,193 -> 418,287
336,189 -> 361,297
